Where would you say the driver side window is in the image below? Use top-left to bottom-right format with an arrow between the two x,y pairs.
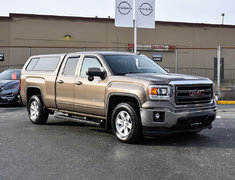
80,56 -> 102,77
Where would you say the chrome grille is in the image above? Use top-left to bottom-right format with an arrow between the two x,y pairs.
175,84 -> 213,105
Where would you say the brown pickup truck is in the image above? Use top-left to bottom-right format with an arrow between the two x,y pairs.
20,52 -> 217,143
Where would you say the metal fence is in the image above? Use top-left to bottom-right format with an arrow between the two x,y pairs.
0,46 -> 235,100
0,46 -> 235,82
166,67 -> 235,82
0,64 -> 24,72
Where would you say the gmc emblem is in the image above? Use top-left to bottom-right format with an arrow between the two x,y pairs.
189,90 -> 205,97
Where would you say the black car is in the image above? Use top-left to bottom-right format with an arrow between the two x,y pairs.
0,69 -> 21,104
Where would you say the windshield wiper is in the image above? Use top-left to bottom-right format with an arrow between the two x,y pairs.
116,71 -> 140,75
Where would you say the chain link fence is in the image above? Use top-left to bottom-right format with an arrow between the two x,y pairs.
0,46 -> 235,99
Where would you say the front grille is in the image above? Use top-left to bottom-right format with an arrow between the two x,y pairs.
175,84 -> 213,105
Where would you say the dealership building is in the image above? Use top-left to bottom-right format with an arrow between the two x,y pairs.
1,13 -> 235,81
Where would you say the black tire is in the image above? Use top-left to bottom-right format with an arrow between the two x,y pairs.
183,130 -> 201,135
111,102 -> 142,143
27,95 -> 49,124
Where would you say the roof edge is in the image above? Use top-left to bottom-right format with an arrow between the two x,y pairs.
0,16 -> 10,21
0,13 -> 234,28
9,13 -> 113,22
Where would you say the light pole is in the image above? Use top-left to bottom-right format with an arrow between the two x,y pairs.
221,13 -> 225,25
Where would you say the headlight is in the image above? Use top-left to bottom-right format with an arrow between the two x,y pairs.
148,85 -> 170,100
1,84 -> 18,91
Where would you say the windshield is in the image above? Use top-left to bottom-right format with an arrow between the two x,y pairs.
0,69 -> 21,80
104,55 -> 167,75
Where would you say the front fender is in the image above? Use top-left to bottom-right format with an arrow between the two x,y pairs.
106,82 -> 147,108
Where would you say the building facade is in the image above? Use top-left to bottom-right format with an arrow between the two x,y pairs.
1,13 -> 235,80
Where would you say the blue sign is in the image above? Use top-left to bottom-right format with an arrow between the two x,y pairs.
0,53 -> 4,61
152,54 -> 162,61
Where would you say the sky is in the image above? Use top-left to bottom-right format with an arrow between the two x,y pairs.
1,0 -> 235,25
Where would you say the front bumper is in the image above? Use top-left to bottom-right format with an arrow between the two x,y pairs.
0,93 -> 20,104
140,104 -> 217,135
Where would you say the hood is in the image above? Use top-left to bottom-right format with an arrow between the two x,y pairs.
125,73 -> 211,84
0,80 -> 19,89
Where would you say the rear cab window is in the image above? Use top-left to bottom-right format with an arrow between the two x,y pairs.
26,56 -> 60,71
63,56 -> 80,76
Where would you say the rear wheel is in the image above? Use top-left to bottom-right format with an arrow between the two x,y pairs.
111,102 -> 142,143
28,95 -> 49,124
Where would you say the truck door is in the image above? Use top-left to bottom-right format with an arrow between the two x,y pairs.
56,56 -> 80,111
74,56 -> 107,116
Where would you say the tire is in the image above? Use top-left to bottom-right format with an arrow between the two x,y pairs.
111,102 -> 142,143
28,95 -> 49,124
182,130 -> 201,135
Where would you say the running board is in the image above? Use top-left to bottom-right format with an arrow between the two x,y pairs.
54,114 -> 104,127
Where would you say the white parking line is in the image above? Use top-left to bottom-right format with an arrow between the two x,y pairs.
216,116 -> 222,119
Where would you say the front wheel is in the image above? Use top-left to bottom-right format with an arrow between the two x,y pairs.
111,102 -> 142,143
28,95 -> 49,124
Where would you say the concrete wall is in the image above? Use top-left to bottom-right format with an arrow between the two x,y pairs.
0,18 -> 10,66
1,14 -> 235,79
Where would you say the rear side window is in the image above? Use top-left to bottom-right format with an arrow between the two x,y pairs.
26,57 -> 60,71
63,57 -> 80,75
26,58 -> 38,70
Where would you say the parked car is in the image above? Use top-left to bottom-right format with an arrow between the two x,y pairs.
0,69 -> 21,104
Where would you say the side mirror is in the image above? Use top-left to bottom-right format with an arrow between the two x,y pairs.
86,67 -> 106,81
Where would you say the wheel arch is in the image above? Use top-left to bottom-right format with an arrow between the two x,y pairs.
105,93 -> 141,130
26,86 -> 44,106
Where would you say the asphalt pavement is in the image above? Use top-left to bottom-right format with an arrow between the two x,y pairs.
0,104 -> 234,180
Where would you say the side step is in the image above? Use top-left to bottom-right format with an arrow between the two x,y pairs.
54,114 -> 104,127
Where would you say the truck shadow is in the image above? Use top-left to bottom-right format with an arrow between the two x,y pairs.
44,118 -> 235,149
89,126 -> 235,149
138,128 -> 235,149
46,121 -> 91,127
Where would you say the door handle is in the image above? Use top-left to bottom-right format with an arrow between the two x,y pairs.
75,81 -> 83,85
57,80 -> 64,84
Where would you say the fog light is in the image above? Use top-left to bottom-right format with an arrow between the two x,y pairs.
155,113 -> 160,119
153,112 -> 165,122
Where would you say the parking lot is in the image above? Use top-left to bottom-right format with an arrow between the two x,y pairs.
0,104 -> 234,180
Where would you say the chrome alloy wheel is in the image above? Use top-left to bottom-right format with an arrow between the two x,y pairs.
115,111 -> 133,137
30,100 -> 39,122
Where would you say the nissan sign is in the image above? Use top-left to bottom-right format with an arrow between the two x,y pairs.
139,3 -> 153,16
115,0 -> 133,27
117,1 -> 132,15
135,0 -> 155,29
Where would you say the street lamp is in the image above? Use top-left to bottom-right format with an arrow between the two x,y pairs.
221,13 -> 225,25
64,34 -> 72,40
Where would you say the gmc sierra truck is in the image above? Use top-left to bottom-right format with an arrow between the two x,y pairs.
20,52 -> 217,143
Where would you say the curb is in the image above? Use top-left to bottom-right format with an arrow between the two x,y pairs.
217,101 -> 235,104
